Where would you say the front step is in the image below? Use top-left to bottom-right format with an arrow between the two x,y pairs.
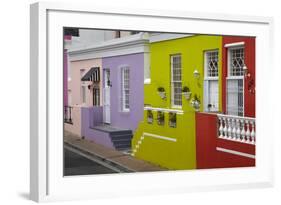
111,134 -> 133,141
110,130 -> 132,151
92,124 -> 133,151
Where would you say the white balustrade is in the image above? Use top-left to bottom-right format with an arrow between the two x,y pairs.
217,114 -> 255,145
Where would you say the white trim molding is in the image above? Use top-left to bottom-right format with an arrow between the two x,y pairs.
144,106 -> 184,114
68,32 -> 150,61
224,41 -> 245,48
143,132 -> 177,142
216,147 -> 255,159
144,78 -> 151,84
131,132 -> 177,157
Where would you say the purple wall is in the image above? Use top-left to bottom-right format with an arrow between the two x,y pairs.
102,53 -> 144,131
63,49 -> 68,106
81,107 -> 114,148
88,107 -> 103,128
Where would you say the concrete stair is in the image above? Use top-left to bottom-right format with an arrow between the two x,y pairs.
92,124 -> 133,151
110,131 -> 133,151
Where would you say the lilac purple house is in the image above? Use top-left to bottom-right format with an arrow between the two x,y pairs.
67,32 -> 150,151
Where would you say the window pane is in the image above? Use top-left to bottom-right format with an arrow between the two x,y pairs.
229,47 -> 244,76
206,51 -> 219,77
227,79 -> 243,116
121,67 -> 130,111
208,80 -> 219,111
171,55 -> 182,107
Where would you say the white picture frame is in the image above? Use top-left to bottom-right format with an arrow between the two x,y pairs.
30,2 -> 274,202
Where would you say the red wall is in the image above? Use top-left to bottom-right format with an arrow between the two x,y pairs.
222,36 -> 256,117
196,112 -> 218,169
196,112 -> 255,169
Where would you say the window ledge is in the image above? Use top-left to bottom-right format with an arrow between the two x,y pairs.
144,78 -> 151,84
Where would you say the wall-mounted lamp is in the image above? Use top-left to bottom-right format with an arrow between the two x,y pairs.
107,79 -> 112,87
243,64 -> 251,78
243,64 -> 255,94
193,69 -> 200,79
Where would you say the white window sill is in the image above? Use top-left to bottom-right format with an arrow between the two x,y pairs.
121,110 -> 130,114
204,77 -> 219,81
144,78 -> 151,84
171,106 -> 182,109
226,76 -> 244,80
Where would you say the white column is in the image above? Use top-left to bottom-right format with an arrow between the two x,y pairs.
227,118 -> 232,139
240,119 -> 246,142
245,120 -> 251,143
236,118 -> 241,141
250,120 -> 255,144
223,117 -> 227,139
231,118 -> 236,139
218,116 -> 223,138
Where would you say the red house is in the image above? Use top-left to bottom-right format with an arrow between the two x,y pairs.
196,36 -> 256,169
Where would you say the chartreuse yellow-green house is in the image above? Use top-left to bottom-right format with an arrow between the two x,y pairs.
131,34 -> 222,170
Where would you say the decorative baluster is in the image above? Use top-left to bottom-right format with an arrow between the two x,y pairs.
240,119 -> 246,142
216,114 -> 255,145
218,116 -> 223,138
236,118 -> 241,141
223,117 -> 227,139
250,120 -> 255,144
227,118 -> 232,139
231,118 -> 236,140
245,120 -> 251,143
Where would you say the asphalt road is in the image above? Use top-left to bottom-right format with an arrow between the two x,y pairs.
64,148 -> 118,176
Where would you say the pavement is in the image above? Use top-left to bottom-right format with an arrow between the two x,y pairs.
64,148 -> 118,176
64,131 -> 167,172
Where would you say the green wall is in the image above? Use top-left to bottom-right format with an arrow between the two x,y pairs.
132,35 -> 222,170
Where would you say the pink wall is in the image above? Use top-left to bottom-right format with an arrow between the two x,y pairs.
68,58 -> 102,107
64,106 -> 82,136
63,49 -> 68,106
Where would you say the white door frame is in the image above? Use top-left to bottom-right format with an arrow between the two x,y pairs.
103,69 -> 111,124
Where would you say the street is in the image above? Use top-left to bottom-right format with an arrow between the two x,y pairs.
64,148 -> 118,176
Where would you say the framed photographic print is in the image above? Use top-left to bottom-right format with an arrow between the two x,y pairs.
30,2 -> 274,202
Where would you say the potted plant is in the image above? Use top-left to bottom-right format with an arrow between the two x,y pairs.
169,112 -> 177,128
190,94 -> 200,111
157,87 -> 166,99
182,86 -> 191,100
147,110 -> 153,124
157,111 -> 165,125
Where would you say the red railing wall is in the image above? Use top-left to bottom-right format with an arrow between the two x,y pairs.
196,112 -> 255,169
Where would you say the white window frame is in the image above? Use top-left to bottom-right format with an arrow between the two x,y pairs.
121,66 -> 130,112
204,50 -> 219,112
226,46 -> 245,116
80,69 -> 86,104
81,85 -> 86,104
144,52 -> 151,84
170,54 -> 182,108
